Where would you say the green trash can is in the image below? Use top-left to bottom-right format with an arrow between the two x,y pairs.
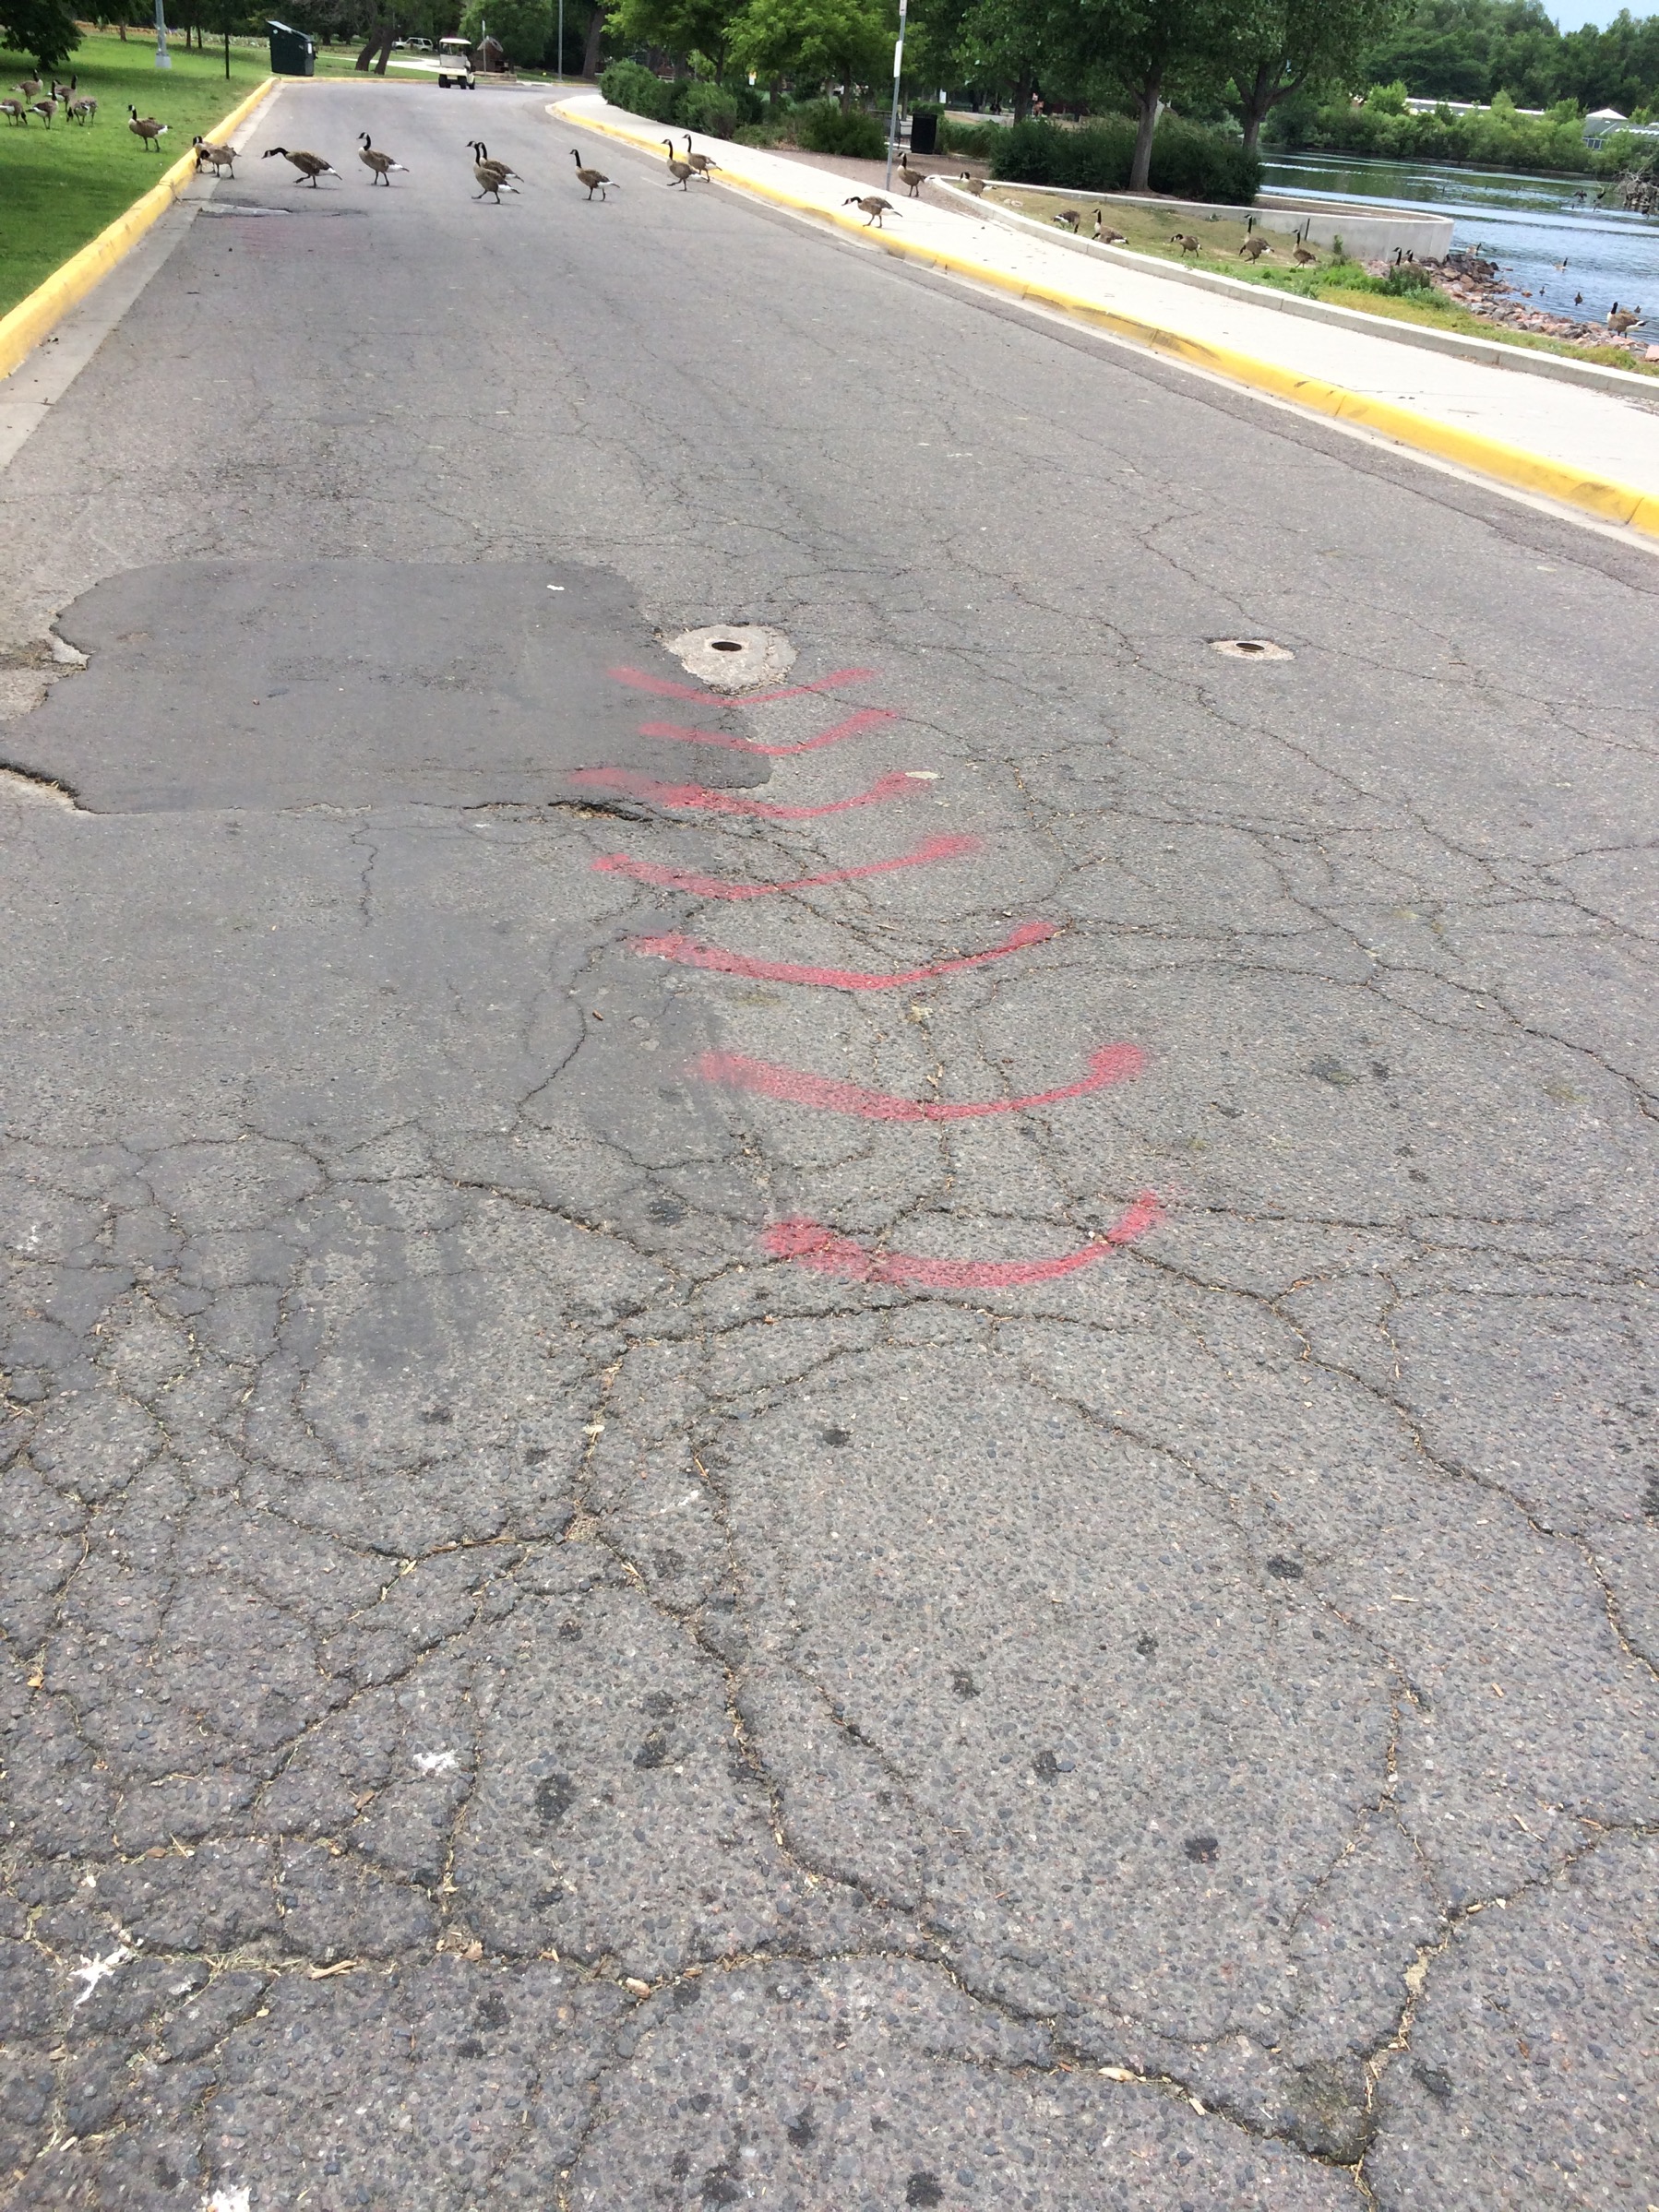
267,19 -> 316,75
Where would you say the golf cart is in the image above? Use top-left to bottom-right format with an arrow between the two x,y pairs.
436,36 -> 475,88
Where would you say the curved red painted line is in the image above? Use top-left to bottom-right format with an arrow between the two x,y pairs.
571,767 -> 929,820
695,1042 -> 1143,1120
630,920 -> 1056,990
609,664 -> 877,705
762,1195 -> 1164,1288
638,708 -> 895,756
591,832 -> 985,900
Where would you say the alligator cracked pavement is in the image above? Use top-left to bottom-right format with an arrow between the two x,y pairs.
1,80 -> 1656,2212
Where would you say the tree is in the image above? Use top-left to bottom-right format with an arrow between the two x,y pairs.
1226,0 -> 1407,157
604,0 -> 740,75
460,0 -> 551,62
1060,0 -> 1233,190
0,0 -> 80,69
727,0 -> 892,101
954,0 -> 1056,118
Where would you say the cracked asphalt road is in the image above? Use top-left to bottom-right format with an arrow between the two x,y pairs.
1,79 -> 1656,2212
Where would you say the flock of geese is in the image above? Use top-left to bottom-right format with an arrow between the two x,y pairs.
1,73 -> 96,125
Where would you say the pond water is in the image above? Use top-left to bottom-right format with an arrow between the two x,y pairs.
1261,151 -> 1657,325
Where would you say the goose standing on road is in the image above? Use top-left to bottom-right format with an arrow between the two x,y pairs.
358,132 -> 408,184
683,134 -> 718,177
262,145 -> 337,184
663,138 -> 696,187
128,106 -> 168,149
569,147 -> 615,198
193,135 -> 236,174
470,142 -> 519,199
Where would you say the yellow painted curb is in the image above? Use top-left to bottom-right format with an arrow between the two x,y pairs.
0,75 -> 281,386
558,100 -> 1659,542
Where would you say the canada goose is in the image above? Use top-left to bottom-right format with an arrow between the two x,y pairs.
1238,234 -> 1271,260
51,75 -> 74,101
568,146 -> 615,199
662,137 -> 696,187
683,134 -> 718,176
470,142 -> 519,199
263,145 -> 336,184
0,98 -> 25,125
193,136 -> 235,175
15,77 -> 40,99
1608,303 -> 1645,334
962,173 -> 985,196
1170,232 -> 1200,255
67,93 -> 96,124
895,152 -> 924,196
1054,208 -> 1080,231
1553,256 -> 1568,270
29,96 -> 54,125
1292,243 -> 1318,266
1574,291 -> 1583,305
844,194 -> 896,227
358,132 -> 408,184
128,106 -> 167,149
1090,208 -> 1125,243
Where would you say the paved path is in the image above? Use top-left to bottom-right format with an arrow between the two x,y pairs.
0,79 -> 1656,2212
565,91 -> 1659,530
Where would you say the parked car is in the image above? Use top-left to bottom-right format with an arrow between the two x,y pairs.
436,36 -> 474,88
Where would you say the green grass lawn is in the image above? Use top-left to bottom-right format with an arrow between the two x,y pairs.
985,184 -> 1658,379
0,30 -> 269,318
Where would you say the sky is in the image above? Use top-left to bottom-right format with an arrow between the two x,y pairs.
1547,1 -> 1657,24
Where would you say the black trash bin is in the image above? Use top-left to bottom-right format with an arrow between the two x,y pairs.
268,19 -> 316,75
909,105 -> 939,155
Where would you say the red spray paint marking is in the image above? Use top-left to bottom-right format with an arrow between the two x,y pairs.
638,708 -> 895,756
591,831 -> 984,901
609,664 -> 877,705
570,767 -> 929,820
695,1042 -> 1143,1121
630,919 -> 1056,991
761,1195 -> 1164,1289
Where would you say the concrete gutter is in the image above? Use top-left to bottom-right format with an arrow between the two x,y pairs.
555,94 -> 1659,542
936,179 -> 1659,403
0,76 -> 280,386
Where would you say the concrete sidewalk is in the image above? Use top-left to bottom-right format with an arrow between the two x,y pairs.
559,90 -> 1659,541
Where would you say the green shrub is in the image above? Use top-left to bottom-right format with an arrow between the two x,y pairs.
681,79 -> 740,137
794,101 -> 888,160
939,117 -> 1001,160
1377,260 -> 1438,295
600,58 -> 685,125
990,115 -> 1262,204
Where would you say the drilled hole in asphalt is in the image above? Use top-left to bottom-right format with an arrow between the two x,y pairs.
1211,636 -> 1295,660
666,623 -> 796,691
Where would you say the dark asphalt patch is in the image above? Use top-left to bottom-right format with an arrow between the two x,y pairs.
14,560 -> 769,811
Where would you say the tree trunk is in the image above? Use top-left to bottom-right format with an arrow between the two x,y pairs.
1014,62 -> 1031,123
1240,62 -> 1278,160
582,5 -> 603,76
1128,69 -> 1164,191
355,19 -> 392,70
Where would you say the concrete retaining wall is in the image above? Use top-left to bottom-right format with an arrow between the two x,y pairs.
983,177 -> 1453,260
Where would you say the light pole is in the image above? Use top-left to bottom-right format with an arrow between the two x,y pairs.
883,0 -> 907,192
154,0 -> 171,68
557,0 -> 564,80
